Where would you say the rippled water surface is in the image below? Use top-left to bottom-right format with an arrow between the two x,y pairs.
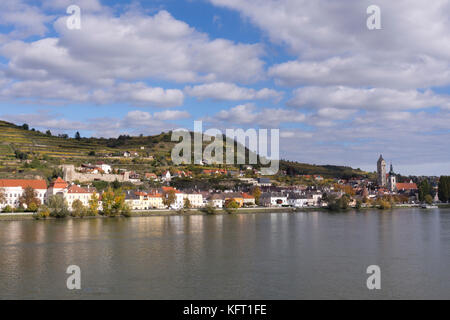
1,208 -> 450,299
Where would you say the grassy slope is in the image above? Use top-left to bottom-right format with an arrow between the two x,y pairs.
0,120 -> 368,178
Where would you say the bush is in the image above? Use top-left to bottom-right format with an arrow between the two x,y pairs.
48,195 -> 69,218
71,199 -> 87,218
2,205 -> 14,213
202,204 -> 216,215
121,204 -> 132,217
26,202 -> 38,212
33,205 -> 51,220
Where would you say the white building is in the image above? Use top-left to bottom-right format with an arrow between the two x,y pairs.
0,179 -> 47,209
260,193 -> 288,207
98,163 -> 112,174
64,185 -> 96,209
287,194 -> 308,207
184,192 -> 204,208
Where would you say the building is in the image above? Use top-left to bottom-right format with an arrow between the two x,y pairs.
396,182 -> 418,192
260,192 -> 288,207
47,177 -> 69,198
65,185 -> 96,209
184,192 -> 204,208
388,163 -> 397,192
207,193 -> 225,208
377,155 -> 387,187
242,193 -> 256,205
287,194 -> 308,207
0,179 -> 47,209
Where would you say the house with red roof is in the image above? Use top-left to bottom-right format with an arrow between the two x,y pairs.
0,179 -> 47,209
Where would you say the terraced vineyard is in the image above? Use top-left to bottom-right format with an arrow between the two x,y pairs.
0,121 -> 119,161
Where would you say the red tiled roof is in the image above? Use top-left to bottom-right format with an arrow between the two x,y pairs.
396,183 -> 418,190
50,177 -> 68,189
242,193 -> 255,199
162,186 -> 181,193
0,179 -> 47,190
67,185 -> 95,194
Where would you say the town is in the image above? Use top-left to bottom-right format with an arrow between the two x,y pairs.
1,154 -> 449,218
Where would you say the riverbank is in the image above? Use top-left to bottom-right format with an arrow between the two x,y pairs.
1,204 -> 447,221
0,207 -> 301,221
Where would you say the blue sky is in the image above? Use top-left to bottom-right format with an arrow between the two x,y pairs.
1,0 -> 450,176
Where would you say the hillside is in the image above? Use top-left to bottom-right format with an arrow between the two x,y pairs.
0,120 -> 368,180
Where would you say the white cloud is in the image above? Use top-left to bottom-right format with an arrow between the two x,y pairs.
269,56 -> 450,89
210,0 -> 450,89
207,103 -> 306,127
185,82 -> 282,101
288,86 -> 450,111
0,10 -> 264,86
93,83 -> 184,108
0,0 -> 53,38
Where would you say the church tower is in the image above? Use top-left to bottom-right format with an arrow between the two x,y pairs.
377,155 -> 386,187
388,163 -> 397,192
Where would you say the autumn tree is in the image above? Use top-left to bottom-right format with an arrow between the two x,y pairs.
88,191 -> 99,216
163,189 -> 176,208
252,186 -> 262,205
71,199 -> 86,217
19,186 -> 41,211
0,188 -> 6,206
101,188 -> 115,216
224,199 -> 239,213
183,198 -> 192,209
101,188 -> 125,216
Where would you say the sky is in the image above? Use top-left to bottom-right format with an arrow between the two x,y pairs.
0,0 -> 450,176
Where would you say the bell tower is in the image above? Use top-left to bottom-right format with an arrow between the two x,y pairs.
377,155 -> 386,187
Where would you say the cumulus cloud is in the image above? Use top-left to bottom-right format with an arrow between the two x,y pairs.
287,86 -> 450,111
1,10 -> 264,86
1,109 -> 191,138
210,0 -> 450,89
185,82 -> 282,101
0,0 -> 53,38
207,104 -> 306,127
92,83 -> 184,108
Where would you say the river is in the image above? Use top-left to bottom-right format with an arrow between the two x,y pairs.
1,208 -> 449,299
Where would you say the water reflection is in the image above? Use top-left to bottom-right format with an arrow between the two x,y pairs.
1,208 -> 450,299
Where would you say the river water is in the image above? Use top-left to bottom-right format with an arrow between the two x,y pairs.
1,208 -> 450,299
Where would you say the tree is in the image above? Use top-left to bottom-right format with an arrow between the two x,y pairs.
71,199 -> 86,217
252,186 -> 262,205
418,180 -> 432,202
183,198 -> 192,209
19,186 -> 41,210
22,123 -> 29,130
75,131 -> 81,140
88,192 -> 99,216
163,189 -> 176,208
45,130 -> 52,136
438,176 -> 450,203
101,188 -> 125,216
48,195 -> 69,218
101,188 -> 115,216
34,205 -> 50,219
0,188 -> 6,206
224,199 -> 239,213
111,179 -> 121,189
424,194 -> 433,205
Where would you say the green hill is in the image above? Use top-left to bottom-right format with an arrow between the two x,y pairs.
0,119 -> 368,179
